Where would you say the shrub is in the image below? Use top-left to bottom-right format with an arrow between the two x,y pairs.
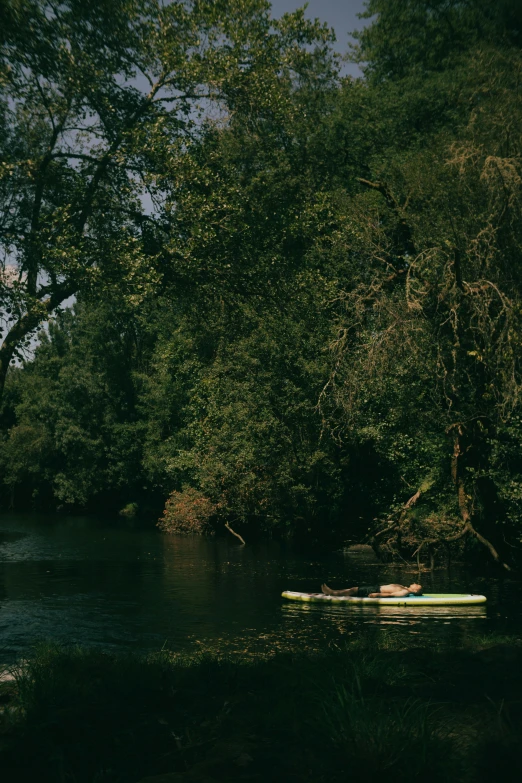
158,487 -> 216,535
119,502 -> 138,518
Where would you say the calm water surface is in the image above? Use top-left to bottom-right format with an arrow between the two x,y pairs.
1,513 -> 521,664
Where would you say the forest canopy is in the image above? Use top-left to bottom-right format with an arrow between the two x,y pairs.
1,0 -> 522,568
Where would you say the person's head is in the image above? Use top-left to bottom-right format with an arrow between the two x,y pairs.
408,583 -> 423,595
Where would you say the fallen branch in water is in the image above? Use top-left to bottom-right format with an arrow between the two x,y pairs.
225,522 -> 246,545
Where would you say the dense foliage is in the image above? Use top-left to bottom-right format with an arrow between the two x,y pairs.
2,0 -> 522,566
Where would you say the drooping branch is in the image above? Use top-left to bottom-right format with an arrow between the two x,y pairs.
357,177 -> 402,211
401,488 -> 422,516
371,436 -> 511,570
370,486 -> 423,559
447,423 -> 511,570
405,426 -> 512,570
357,177 -> 417,258
412,521 -> 471,569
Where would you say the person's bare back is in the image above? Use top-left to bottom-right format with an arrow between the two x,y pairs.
321,582 -> 423,598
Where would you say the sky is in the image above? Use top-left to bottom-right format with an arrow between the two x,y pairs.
271,0 -> 369,76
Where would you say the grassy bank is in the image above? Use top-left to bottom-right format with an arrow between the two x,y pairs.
1,634 -> 522,783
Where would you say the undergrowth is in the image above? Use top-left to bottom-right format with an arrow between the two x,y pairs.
1,635 -> 522,782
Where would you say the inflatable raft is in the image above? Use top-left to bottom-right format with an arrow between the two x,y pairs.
282,591 -> 487,606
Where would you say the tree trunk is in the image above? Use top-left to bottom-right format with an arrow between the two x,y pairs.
0,281 -> 77,399
449,424 -> 510,570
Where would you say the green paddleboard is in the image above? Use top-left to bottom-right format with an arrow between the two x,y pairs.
282,591 -> 487,606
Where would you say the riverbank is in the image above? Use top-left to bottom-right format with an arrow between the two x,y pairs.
1,633 -> 522,782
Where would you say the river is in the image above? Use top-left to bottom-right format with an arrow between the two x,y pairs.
0,513 -> 521,664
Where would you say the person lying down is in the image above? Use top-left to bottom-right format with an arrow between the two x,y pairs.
320,582 -> 423,598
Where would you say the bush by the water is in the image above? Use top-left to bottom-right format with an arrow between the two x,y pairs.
158,487 -> 216,535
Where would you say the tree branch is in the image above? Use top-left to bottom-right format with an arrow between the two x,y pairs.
0,280 -> 77,396
225,521 -> 246,545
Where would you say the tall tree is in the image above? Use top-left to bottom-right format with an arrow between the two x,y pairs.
319,3 -> 522,565
0,0 -> 335,397
350,0 -> 522,82
0,299 -> 149,508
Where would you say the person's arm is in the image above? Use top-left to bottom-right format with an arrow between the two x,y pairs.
368,589 -> 410,598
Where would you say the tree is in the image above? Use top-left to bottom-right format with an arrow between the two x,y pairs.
0,0 -> 335,397
0,299 -> 150,509
350,0 -> 522,83
139,291 -> 350,541
319,7 -> 522,565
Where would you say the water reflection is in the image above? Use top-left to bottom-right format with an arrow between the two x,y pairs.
0,512 -> 519,664
279,602 -> 488,652
282,602 -> 488,621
